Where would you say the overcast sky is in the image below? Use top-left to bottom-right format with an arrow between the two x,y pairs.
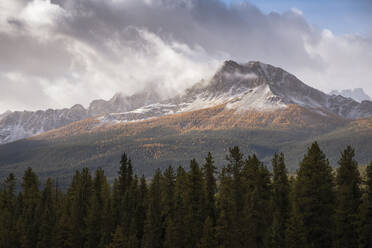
1,0 -> 372,112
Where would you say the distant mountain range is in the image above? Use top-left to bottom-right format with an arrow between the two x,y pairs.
330,88 -> 372,103
1,60 -> 372,182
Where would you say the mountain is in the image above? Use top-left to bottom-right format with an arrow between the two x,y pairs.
1,60 -> 372,183
0,104 -> 88,144
88,89 -> 161,116
2,61 -> 372,146
0,89 -> 162,145
99,60 -> 372,123
330,88 -> 372,103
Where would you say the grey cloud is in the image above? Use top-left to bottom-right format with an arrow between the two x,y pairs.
0,0 -> 371,112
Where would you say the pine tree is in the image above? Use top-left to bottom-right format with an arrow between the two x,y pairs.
242,154 -> 272,248
69,168 -> 93,248
359,162 -> 372,248
0,173 -> 18,248
184,159 -> 205,248
19,167 -> 41,248
216,167 -> 237,248
86,168 -> 110,248
164,167 -> 187,248
55,200 -> 73,248
295,142 -> 335,248
136,175 -> 147,247
37,178 -> 57,248
271,153 -> 290,248
106,226 -> 125,248
143,169 -> 163,248
335,146 -> 361,248
219,146 -> 246,247
286,204 -> 307,248
119,152 -> 133,195
198,217 -> 217,248
202,152 -> 217,224
161,166 -> 176,224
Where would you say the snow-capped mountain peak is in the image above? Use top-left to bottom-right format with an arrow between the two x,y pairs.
2,60 -> 372,145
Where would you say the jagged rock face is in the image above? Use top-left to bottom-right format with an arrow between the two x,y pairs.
0,104 -> 88,144
330,88 -> 372,103
88,90 -> 161,116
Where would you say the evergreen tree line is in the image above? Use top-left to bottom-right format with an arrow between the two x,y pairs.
0,142 -> 372,248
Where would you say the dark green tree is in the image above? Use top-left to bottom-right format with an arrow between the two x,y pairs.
143,169 -> 163,248
184,159 -> 205,248
69,168 -> 93,248
202,152 -> 217,224
359,162 -> 372,248
106,226 -> 125,248
335,146 -> 361,248
164,167 -> 187,248
216,167 -> 237,247
85,168 -> 111,248
242,154 -> 272,248
198,217 -> 217,248
37,178 -> 57,248
294,142 -> 335,248
286,203 -> 307,248
0,173 -> 18,248
271,153 -> 290,248
19,167 -> 41,248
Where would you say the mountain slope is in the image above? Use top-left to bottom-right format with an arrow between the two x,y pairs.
0,108 -> 370,184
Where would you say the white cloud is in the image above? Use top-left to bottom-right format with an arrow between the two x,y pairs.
0,0 -> 371,113
300,29 -> 372,95
20,0 -> 66,27
290,7 -> 303,16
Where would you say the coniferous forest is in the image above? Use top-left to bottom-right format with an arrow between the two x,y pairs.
0,142 -> 372,248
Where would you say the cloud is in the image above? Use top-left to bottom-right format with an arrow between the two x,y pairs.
0,0 -> 371,112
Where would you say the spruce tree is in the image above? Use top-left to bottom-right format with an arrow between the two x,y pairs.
161,166 -> 176,225
37,178 -> 56,248
216,167 -> 237,248
359,162 -> 372,248
295,142 -> 335,248
335,146 -> 361,248
143,169 -> 163,248
184,159 -> 205,248
0,173 -> 18,248
198,217 -> 217,248
164,167 -> 187,248
286,204 -> 307,248
242,154 -> 272,248
119,153 -> 133,195
69,168 -> 93,248
19,167 -> 41,248
136,175 -> 147,247
271,153 -> 290,248
86,169 -> 109,248
106,226 -> 125,248
202,152 -> 217,224
216,147 -> 248,247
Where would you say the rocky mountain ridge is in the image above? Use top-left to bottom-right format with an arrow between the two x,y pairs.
330,88 -> 372,103
0,90 -> 161,144
98,61 -> 372,123
1,60 -> 372,144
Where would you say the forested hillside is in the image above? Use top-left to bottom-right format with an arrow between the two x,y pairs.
0,143 -> 371,248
